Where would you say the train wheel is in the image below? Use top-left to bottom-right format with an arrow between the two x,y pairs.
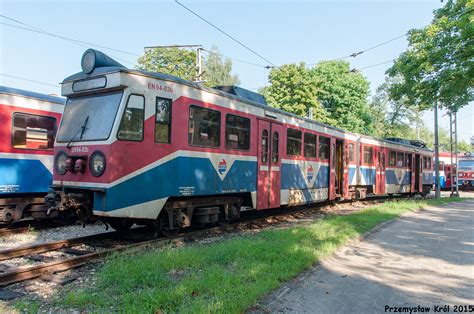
108,219 -> 133,233
158,211 -> 180,237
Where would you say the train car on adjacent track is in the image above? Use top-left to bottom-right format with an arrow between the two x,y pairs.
0,86 -> 64,224
458,154 -> 474,190
47,49 -> 433,234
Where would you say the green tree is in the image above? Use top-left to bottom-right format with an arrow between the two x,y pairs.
311,61 -> 373,134
371,76 -> 425,139
136,47 -> 196,81
457,140 -> 472,153
387,0 -> 474,112
136,46 -> 241,87
202,46 -> 240,87
260,63 -> 333,124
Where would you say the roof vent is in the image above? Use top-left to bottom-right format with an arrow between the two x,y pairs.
384,137 -> 427,148
213,85 -> 267,105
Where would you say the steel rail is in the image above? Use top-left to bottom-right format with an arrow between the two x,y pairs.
0,195 -> 419,286
0,225 -> 231,286
0,231 -> 117,261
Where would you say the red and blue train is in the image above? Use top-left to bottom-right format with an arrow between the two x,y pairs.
47,49 -> 434,233
0,86 -> 64,224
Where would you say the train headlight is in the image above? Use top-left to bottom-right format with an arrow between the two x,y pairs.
55,152 -> 68,175
459,173 -> 463,177
89,151 -> 106,177
81,49 -> 96,74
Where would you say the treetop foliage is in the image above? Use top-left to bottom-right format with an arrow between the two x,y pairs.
387,0 -> 473,112
136,46 -> 239,88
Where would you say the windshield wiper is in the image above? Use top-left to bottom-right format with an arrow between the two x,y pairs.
66,115 -> 90,149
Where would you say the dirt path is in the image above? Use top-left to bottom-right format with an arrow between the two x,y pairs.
260,200 -> 474,313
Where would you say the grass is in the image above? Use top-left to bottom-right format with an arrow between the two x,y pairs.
23,197 -> 467,313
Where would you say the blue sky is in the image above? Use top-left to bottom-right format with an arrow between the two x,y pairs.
1,0 -> 472,142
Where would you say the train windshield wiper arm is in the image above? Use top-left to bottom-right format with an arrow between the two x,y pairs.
66,115 -> 89,149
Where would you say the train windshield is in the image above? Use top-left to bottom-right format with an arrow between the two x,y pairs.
57,91 -> 123,142
459,159 -> 474,170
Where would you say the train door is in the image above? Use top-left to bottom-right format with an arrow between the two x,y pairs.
414,154 -> 421,192
334,139 -> 344,198
329,137 -> 337,200
343,141 -> 350,199
376,147 -> 386,194
257,119 -> 282,209
411,154 -> 416,193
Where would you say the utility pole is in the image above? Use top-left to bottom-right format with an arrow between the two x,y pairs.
434,99 -> 441,198
454,111 -> 459,196
143,44 -> 203,82
195,47 -> 204,82
448,111 -> 460,197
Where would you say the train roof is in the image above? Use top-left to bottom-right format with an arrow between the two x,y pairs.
62,50 -> 432,153
0,85 -> 64,104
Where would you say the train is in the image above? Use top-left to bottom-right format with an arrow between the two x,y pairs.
437,152 -> 456,190
0,86 -> 64,224
458,154 -> 474,190
46,49 -> 434,234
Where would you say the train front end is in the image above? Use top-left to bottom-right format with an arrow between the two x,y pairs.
458,155 -> 474,190
48,49 -> 143,227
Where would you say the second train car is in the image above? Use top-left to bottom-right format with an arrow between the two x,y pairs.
0,86 -> 64,224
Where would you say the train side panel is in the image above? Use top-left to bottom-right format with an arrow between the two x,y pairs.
0,89 -> 63,195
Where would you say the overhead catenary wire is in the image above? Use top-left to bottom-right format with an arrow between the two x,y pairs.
0,15 -> 138,65
307,33 -> 407,66
0,73 -> 60,87
352,59 -> 395,72
0,15 -> 139,57
1,15 -> 269,70
175,0 -> 276,68
201,48 -> 267,68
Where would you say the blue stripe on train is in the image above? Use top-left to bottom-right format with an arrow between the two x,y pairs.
280,163 -> 329,202
0,158 -> 52,194
360,167 -> 376,185
385,169 -> 411,185
423,172 -> 434,185
349,167 -> 356,185
95,157 -> 257,212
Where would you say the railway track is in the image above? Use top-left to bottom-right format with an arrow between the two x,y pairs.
0,220 -> 73,237
0,195 -> 421,287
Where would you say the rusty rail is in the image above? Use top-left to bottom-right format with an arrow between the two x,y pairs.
0,194 -> 415,287
0,231 -> 117,261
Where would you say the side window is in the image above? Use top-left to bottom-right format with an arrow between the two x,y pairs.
286,128 -> 302,156
423,157 -> 427,169
363,146 -> 374,164
272,131 -> 279,163
427,156 -> 432,169
155,97 -> 172,143
118,94 -> 145,141
188,106 -> 221,147
12,113 -> 56,150
389,150 -> 396,166
304,133 -> 317,158
396,152 -> 404,166
318,136 -> 330,160
349,143 -> 355,162
262,130 -> 269,163
405,154 -> 411,167
225,114 -> 250,150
